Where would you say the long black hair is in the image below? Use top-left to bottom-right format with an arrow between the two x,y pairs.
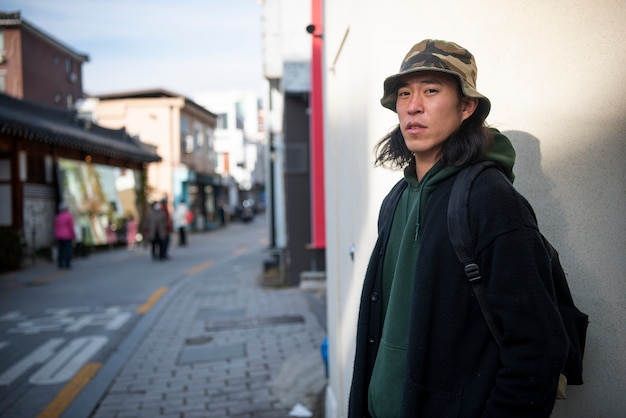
374,84 -> 493,170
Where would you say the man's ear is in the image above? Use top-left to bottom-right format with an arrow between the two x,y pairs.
461,97 -> 479,121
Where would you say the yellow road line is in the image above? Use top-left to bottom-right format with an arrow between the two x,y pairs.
186,260 -> 214,276
136,287 -> 168,314
31,271 -> 67,286
37,362 -> 102,418
234,246 -> 247,255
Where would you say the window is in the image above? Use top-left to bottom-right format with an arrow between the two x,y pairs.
180,116 -> 189,135
0,72 -> 5,93
193,122 -> 202,151
0,157 -> 10,226
27,153 -> 46,183
217,113 -> 228,130
180,116 -> 189,154
206,128 -> 214,147
0,158 -> 10,181
65,57 -> 73,74
235,102 -> 244,129
0,184 -> 10,226
206,129 -> 214,158
45,156 -> 53,184
67,94 -> 73,109
185,134 -> 194,154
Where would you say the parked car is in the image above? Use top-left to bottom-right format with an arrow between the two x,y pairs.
235,199 -> 255,222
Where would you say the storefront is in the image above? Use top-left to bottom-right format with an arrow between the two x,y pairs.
57,159 -> 143,246
185,173 -> 226,230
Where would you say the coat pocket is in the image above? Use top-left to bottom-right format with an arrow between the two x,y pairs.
403,378 -> 463,418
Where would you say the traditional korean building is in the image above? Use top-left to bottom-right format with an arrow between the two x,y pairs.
0,92 -> 160,271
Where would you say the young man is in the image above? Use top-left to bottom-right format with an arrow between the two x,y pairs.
348,39 -> 569,417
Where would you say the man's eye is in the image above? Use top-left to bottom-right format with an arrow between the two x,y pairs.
398,90 -> 410,97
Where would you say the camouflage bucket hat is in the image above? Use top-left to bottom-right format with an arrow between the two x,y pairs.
381,39 -> 491,116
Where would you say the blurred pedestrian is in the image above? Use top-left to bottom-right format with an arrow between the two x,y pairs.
54,202 -> 75,269
126,214 -> 138,250
161,197 -> 173,258
105,222 -> 117,250
145,202 -> 167,260
173,199 -> 189,246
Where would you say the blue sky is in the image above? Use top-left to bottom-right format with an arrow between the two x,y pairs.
2,0 -> 264,97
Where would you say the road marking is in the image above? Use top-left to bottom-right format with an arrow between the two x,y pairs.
0,311 -> 26,321
136,287 -> 168,314
30,336 -> 108,384
0,338 -> 64,385
0,275 -> 20,289
234,246 -> 247,255
5,307 -> 132,334
186,260 -> 214,276
64,307 -> 132,332
31,271 -> 67,286
37,362 -> 102,418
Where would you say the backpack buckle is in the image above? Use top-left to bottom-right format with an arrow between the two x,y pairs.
464,263 -> 482,283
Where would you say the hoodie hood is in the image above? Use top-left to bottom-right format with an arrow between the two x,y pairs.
405,128 -> 516,186
484,129 -> 516,182
404,128 -> 516,225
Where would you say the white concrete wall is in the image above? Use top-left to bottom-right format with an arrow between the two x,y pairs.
323,1 -> 626,417
262,0 -> 311,79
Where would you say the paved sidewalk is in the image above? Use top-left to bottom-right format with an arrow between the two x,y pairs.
95,245 -> 325,417
5,225 -> 328,418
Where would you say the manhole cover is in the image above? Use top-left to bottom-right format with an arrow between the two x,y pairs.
204,315 -> 304,331
185,335 -> 213,345
178,342 -> 245,364
196,308 -> 245,319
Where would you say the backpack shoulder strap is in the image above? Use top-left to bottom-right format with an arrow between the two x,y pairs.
448,161 -> 504,346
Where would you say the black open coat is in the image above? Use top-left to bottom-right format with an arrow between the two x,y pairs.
348,167 -> 568,417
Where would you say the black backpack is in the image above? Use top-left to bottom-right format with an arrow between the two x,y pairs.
447,161 -> 589,393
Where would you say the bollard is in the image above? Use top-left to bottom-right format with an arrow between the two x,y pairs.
320,337 -> 328,378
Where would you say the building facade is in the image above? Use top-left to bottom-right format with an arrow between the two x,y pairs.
193,90 -> 266,219
82,89 -> 220,230
261,0 -> 326,286
0,11 -> 88,110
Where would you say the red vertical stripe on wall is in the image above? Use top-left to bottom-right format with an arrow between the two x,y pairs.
310,0 -> 325,248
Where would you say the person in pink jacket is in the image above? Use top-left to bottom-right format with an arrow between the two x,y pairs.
54,202 -> 76,269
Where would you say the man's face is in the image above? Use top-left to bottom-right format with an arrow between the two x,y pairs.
396,71 -> 477,166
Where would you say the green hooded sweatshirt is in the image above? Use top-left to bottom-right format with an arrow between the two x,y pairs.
367,130 -> 516,417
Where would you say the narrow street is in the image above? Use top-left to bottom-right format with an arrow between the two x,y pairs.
0,216 -> 327,417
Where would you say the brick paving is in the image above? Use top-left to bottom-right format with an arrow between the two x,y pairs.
88,244 -> 327,418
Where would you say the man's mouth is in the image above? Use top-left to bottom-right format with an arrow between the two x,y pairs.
406,122 -> 426,134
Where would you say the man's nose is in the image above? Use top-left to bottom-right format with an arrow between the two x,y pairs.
407,94 -> 423,113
